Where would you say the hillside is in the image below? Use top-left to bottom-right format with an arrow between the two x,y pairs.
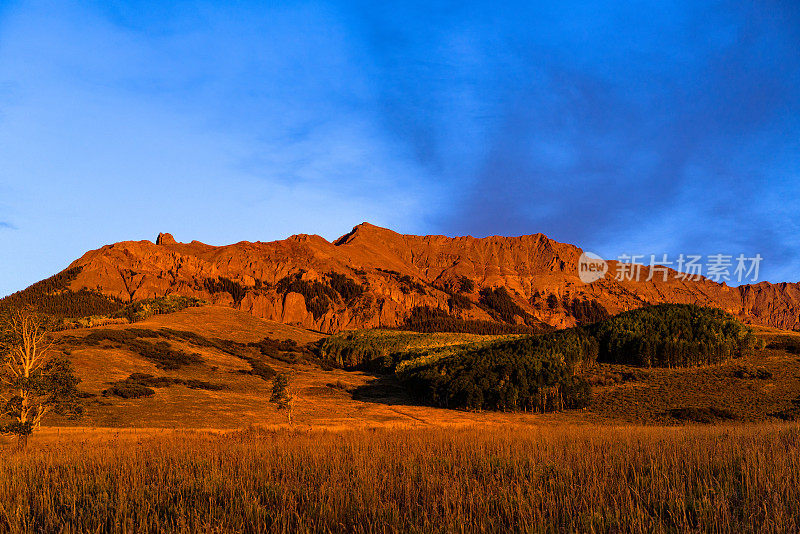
32,303 -> 800,429
45,305 -> 564,429
4,223 -> 800,334
17,301 -> 790,428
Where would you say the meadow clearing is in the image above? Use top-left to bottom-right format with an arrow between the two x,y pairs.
0,422 -> 797,533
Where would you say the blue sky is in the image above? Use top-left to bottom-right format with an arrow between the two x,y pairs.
0,0 -> 798,296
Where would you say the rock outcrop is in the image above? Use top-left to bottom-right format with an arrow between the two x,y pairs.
156,233 -> 177,245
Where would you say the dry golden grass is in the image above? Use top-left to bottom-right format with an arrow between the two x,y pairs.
0,423 -> 797,533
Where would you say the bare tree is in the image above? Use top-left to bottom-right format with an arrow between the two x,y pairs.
0,310 -> 81,448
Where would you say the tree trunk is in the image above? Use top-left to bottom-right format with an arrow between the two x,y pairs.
17,433 -> 28,451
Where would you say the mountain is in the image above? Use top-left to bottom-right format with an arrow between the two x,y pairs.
7,222 -> 800,333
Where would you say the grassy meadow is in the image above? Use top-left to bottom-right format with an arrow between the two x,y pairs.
1,423 -> 798,533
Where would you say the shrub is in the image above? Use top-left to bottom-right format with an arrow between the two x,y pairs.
204,277 -> 248,305
457,276 -> 475,293
244,359 -> 278,380
767,338 -> 800,355
733,366 -> 772,379
668,407 -> 737,423
76,330 -> 204,370
106,373 -> 225,396
104,382 -> 155,399
248,337 -> 314,368
128,340 -> 201,370
112,296 -> 204,323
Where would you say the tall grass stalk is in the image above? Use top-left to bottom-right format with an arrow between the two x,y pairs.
0,424 -> 797,533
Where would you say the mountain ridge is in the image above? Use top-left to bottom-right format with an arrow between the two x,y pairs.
11,223 -> 800,333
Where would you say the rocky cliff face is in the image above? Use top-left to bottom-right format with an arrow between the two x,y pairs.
61,222 -> 800,333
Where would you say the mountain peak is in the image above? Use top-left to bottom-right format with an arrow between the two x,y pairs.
334,222 -> 398,246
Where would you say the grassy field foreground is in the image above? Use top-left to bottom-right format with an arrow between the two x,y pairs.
0,424 -> 798,533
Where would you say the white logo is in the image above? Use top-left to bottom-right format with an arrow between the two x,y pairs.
578,251 -> 607,284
